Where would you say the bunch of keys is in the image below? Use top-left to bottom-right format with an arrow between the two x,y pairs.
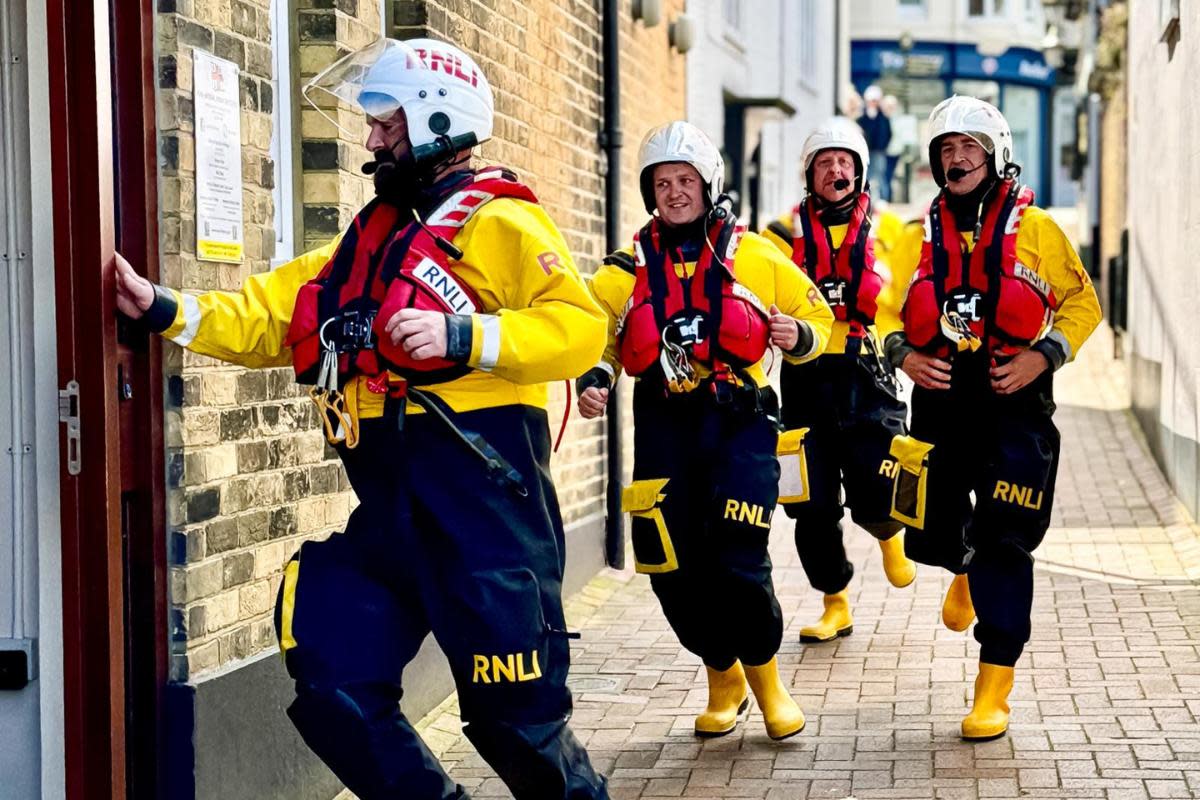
309,319 -> 360,448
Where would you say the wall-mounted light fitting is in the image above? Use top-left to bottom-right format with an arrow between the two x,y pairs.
632,0 -> 662,27
669,13 -> 695,54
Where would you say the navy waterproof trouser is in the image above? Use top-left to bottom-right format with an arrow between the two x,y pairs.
627,380 -> 785,671
905,353 -> 1061,666
779,353 -> 908,595
273,404 -> 608,800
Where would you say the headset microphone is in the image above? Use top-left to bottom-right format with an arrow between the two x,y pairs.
833,178 -> 851,191
946,162 -> 986,182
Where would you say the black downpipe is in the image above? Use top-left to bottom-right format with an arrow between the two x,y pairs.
600,0 -> 625,568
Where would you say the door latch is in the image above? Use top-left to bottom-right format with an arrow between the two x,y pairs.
58,380 -> 81,476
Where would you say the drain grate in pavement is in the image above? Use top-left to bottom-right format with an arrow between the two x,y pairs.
565,675 -> 623,692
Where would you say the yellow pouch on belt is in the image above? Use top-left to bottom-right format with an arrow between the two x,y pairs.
888,435 -> 934,529
622,478 -> 679,574
776,428 -> 811,505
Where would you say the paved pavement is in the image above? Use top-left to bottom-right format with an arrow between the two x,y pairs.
367,324 -> 1200,799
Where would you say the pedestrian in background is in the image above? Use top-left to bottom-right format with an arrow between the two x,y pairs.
858,85 -> 893,203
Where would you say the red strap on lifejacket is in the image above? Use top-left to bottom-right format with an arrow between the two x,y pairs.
792,192 -> 879,331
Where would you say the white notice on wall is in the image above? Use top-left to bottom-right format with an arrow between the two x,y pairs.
193,50 -> 244,263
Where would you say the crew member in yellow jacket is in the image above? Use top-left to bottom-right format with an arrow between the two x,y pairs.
885,96 -> 1102,741
115,38 -> 608,800
577,121 -> 834,741
761,118 -> 918,645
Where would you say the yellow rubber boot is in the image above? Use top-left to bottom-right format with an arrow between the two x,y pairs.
744,657 -> 806,740
962,663 -> 1014,741
878,533 -> 916,588
942,573 -> 975,632
798,590 -> 853,643
694,661 -> 750,737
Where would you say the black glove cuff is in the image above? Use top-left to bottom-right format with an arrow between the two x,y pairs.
575,366 -> 613,397
142,284 -> 180,334
445,314 -> 473,363
884,332 -> 916,370
1032,338 -> 1066,372
786,320 -> 814,356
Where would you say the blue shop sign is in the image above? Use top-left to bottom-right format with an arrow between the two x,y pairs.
852,41 -> 1055,88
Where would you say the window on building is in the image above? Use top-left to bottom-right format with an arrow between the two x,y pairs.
968,0 -> 1006,17
722,0 -> 743,32
270,0 -> 297,266
899,0 -> 924,7
798,0 -> 816,83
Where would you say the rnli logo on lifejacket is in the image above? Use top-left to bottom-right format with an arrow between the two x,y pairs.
723,499 -> 772,529
879,459 -> 899,479
425,189 -> 496,228
411,258 -> 478,314
730,282 -> 767,314
992,480 -> 1044,510
1014,262 -> 1051,299
944,289 -> 984,321
472,651 -> 543,684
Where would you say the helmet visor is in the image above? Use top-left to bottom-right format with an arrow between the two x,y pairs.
302,38 -> 424,137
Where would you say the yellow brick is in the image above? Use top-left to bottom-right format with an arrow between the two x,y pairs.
205,443 -> 239,481
239,580 -> 273,618
206,588 -> 241,632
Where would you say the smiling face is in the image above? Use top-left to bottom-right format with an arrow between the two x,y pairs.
939,133 -> 989,194
652,162 -> 707,227
811,148 -> 858,204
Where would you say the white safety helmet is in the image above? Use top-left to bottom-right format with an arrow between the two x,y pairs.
926,95 -> 1014,187
304,38 -> 494,149
637,121 -> 725,213
800,116 -> 870,194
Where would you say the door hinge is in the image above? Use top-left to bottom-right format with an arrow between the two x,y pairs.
58,380 -> 81,476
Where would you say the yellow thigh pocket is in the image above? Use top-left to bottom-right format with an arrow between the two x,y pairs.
777,428 -> 811,504
889,435 -> 934,529
279,555 -> 301,653
622,479 -> 679,574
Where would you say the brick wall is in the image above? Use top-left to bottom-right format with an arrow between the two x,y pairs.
157,0 -> 384,681
158,0 -> 686,680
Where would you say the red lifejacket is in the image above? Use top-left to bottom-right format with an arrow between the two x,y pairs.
902,180 -> 1056,357
285,169 -> 538,387
790,192 -> 883,335
617,216 -> 769,380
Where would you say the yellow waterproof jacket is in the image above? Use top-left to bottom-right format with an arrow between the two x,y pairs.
888,205 -> 1101,364
761,210 -> 919,355
159,197 -> 607,417
587,229 -> 834,389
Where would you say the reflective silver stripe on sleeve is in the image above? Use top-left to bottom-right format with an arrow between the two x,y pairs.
171,294 -> 202,347
595,360 -> 615,378
1047,329 -> 1073,362
478,314 -> 502,371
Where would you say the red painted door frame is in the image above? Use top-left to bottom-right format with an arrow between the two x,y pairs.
45,0 -> 166,796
